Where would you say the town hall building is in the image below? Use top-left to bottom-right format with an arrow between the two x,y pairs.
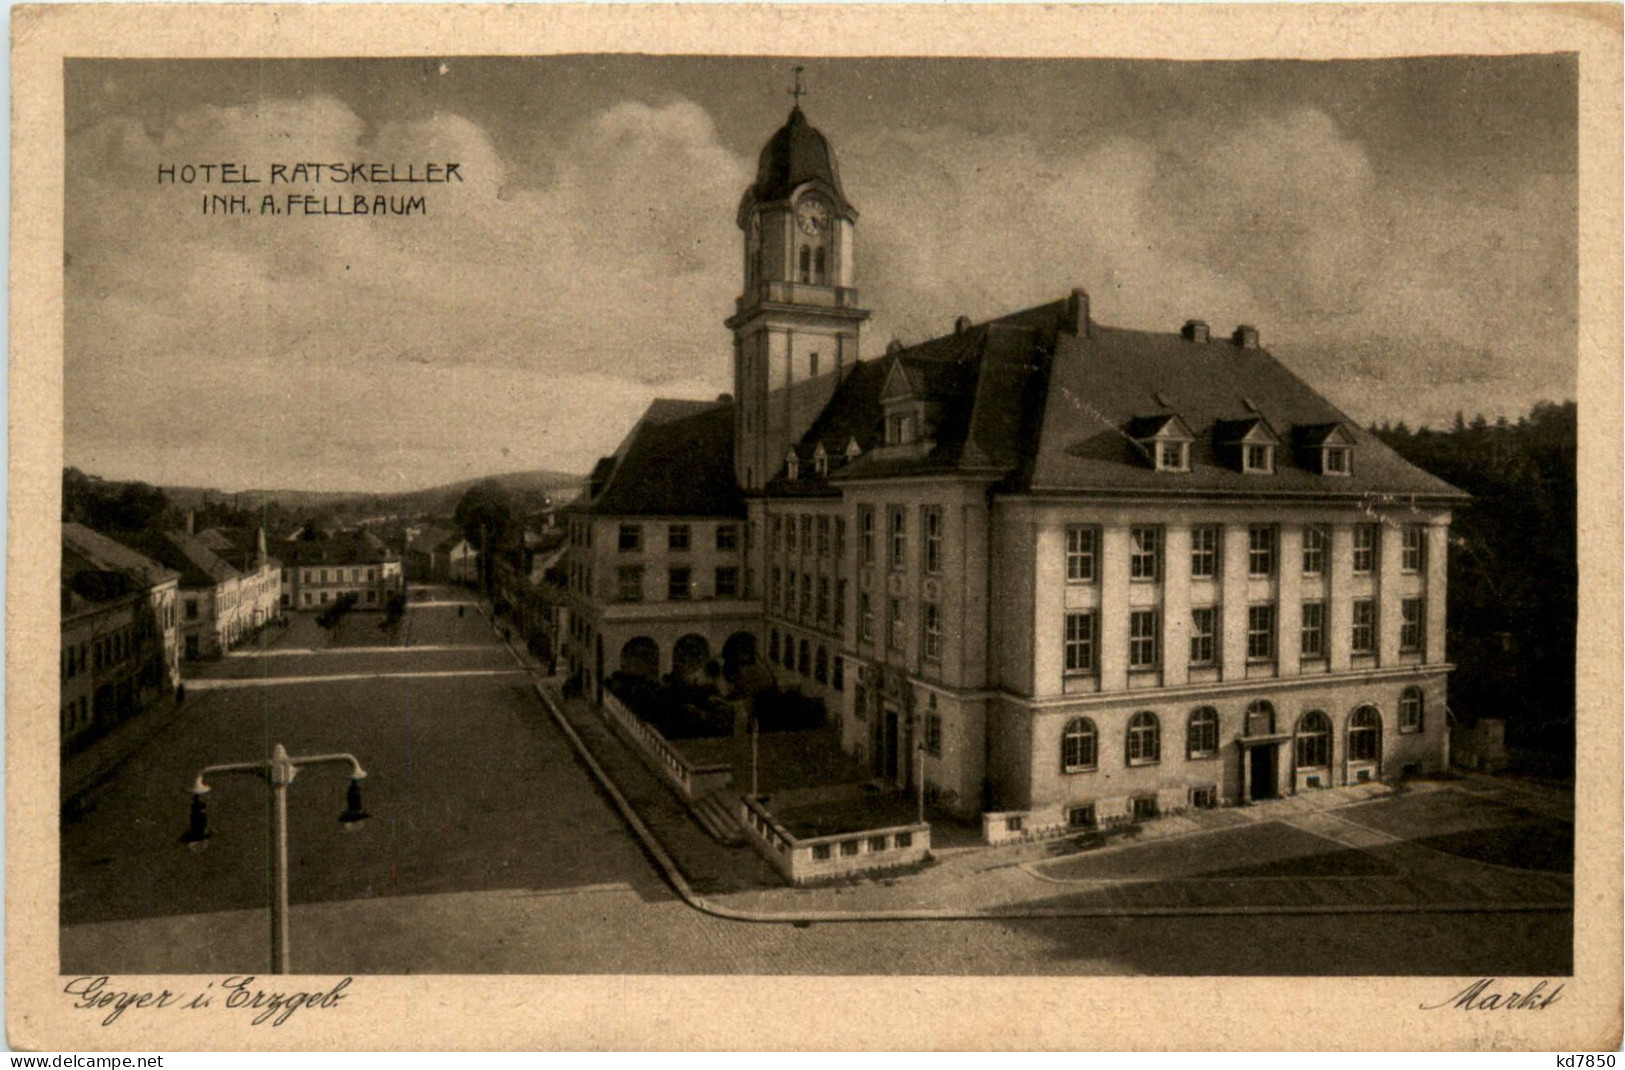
563,102 -> 1464,831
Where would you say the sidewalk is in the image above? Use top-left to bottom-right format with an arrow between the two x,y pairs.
475,616 -> 1574,921
61,621 -> 299,814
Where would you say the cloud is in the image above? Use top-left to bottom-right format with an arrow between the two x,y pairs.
66,89 -> 1574,490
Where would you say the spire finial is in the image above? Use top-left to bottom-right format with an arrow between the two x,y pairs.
789,65 -> 808,108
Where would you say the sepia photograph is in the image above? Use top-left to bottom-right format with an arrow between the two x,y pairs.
10,2 -> 1621,1052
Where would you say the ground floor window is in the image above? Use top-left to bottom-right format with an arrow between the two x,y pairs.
1399,686 -> 1424,732
1131,795 -> 1158,821
1349,705 -> 1382,761
1068,804 -> 1097,829
1295,710 -> 1331,768
1126,711 -> 1160,765
1191,786 -> 1217,809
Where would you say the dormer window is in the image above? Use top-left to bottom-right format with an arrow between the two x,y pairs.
845,437 -> 862,461
785,448 -> 800,480
886,412 -> 916,445
1129,413 -> 1194,473
1293,423 -> 1355,476
1244,444 -> 1275,473
813,444 -> 829,477
1218,415 -> 1281,475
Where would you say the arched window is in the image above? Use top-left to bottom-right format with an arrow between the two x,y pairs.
1187,706 -> 1219,759
814,246 -> 827,285
799,246 -> 811,283
1399,686 -> 1424,733
1244,699 -> 1275,737
1061,717 -> 1097,772
1295,710 -> 1332,769
1349,705 -> 1382,762
1127,711 -> 1161,765
814,646 -> 829,684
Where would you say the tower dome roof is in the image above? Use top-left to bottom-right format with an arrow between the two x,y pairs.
750,106 -> 848,206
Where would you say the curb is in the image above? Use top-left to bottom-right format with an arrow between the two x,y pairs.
527,682 -> 1572,925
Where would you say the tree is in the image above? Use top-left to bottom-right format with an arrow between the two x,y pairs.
454,479 -> 514,595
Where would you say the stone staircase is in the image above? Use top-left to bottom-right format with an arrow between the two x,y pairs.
691,791 -> 746,846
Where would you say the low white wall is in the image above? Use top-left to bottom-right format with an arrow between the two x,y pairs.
738,795 -> 930,884
601,691 -> 733,802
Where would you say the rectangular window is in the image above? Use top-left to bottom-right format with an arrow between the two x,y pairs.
923,601 -> 942,661
616,566 -> 643,602
716,524 -> 738,552
1247,604 -> 1276,660
772,516 -> 783,553
1128,609 -> 1159,669
1401,525 -> 1425,572
1400,597 -> 1424,651
1066,525 -> 1098,583
800,574 -> 812,620
1248,525 -> 1276,577
1064,612 -> 1096,674
1351,598 -> 1377,654
1189,607 -> 1217,666
786,516 -> 798,554
1158,441 -> 1188,471
1244,444 -> 1274,473
923,506 -> 943,574
859,592 -> 874,642
1302,525 -> 1327,575
835,579 -> 848,631
816,516 -> 830,558
1324,446 -> 1351,474
887,597 -> 905,650
1353,525 -> 1377,574
925,711 -> 943,756
715,567 -> 739,599
668,568 -> 692,601
859,507 -> 875,566
619,524 -> 642,552
1301,601 -> 1326,658
786,570 -> 799,616
770,568 -> 782,610
888,506 -> 907,571
1130,526 -> 1161,581
816,577 -> 830,624
1068,805 -> 1097,829
834,517 -> 846,561
1190,526 -> 1219,579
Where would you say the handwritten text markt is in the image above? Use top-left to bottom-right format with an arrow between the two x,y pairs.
158,162 -> 463,217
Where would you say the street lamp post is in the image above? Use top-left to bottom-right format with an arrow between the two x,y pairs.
181,743 -> 370,975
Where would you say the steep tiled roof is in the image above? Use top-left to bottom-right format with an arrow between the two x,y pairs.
279,529 -> 401,566
578,399 -> 744,518
770,296 -> 1466,502
61,523 -> 180,588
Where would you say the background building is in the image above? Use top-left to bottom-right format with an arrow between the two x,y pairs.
280,529 -> 403,611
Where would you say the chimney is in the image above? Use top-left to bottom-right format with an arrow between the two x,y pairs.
716,392 -> 734,403
186,509 -> 195,536
256,526 -> 268,566
954,315 -> 972,335
1182,319 -> 1210,344
1232,325 -> 1260,349
886,338 -> 904,356
1063,288 -> 1091,337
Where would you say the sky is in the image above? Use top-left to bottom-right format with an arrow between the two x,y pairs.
64,55 -> 1578,493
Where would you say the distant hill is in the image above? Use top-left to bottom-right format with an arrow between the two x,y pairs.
159,468 -> 584,520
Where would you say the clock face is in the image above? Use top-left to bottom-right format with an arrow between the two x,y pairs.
795,196 -> 831,236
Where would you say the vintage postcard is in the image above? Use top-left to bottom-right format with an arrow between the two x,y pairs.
8,2 -> 1622,1052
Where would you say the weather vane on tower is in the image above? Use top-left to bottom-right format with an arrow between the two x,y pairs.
790,65 -> 808,107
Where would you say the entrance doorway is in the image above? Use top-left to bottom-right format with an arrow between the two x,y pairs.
1249,746 -> 1278,801
883,707 -> 900,783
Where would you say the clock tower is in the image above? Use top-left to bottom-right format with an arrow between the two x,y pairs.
727,103 -> 869,491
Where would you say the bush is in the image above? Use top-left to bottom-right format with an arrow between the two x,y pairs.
315,591 -> 360,630
751,686 -> 826,733
607,673 -> 733,740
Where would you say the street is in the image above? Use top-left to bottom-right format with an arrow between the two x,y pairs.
61,587 -> 1572,976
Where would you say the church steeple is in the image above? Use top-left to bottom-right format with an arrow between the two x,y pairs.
728,86 -> 869,491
